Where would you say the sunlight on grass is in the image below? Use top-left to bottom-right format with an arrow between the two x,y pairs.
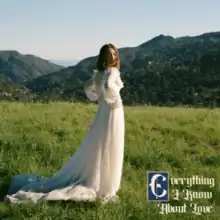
0,102 -> 220,219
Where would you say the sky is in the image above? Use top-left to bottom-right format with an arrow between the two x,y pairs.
0,0 -> 219,60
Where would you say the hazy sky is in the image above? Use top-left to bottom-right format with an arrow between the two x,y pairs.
0,0 -> 219,60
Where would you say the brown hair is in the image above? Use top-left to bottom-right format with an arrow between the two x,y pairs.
96,43 -> 120,71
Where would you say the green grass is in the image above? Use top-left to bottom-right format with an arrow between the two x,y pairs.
0,102 -> 220,219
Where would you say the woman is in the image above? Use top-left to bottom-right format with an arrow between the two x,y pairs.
5,43 -> 125,204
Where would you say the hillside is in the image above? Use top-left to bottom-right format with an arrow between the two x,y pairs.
0,51 -> 64,83
26,31 -> 220,106
0,75 -> 34,101
0,103 -> 220,219
27,66 -> 76,101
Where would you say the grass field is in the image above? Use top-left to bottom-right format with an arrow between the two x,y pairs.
0,102 -> 220,219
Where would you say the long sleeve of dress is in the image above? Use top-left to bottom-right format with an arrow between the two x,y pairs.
103,68 -> 124,107
84,71 -> 99,101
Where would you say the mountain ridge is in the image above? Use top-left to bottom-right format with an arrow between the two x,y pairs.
24,31 -> 220,106
0,50 -> 64,83
1,31 -> 220,107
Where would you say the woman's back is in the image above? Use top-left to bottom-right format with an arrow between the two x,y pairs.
86,67 -> 124,109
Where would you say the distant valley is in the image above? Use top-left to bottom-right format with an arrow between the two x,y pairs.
1,31 -> 220,106
50,59 -> 79,67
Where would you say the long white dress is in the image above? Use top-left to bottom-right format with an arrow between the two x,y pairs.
5,67 -> 125,204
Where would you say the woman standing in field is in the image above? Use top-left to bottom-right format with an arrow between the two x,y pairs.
5,44 -> 125,204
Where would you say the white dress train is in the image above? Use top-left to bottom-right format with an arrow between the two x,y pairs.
5,67 -> 125,204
